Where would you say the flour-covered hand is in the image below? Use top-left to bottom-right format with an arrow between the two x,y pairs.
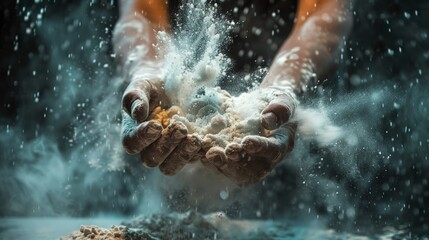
121,78 -> 202,175
202,87 -> 298,186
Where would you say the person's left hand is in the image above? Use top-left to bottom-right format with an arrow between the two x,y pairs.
201,87 -> 298,186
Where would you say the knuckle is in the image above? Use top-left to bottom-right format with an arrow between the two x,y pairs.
143,157 -> 159,168
122,90 -> 141,113
121,136 -> 137,154
160,165 -> 177,176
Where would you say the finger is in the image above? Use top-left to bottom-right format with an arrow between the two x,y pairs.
190,149 -> 206,163
224,143 -> 245,162
260,112 -> 278,130
261,88 -> 297,130
159,135 -> 201,175
261,102 -> 291,130
122,80 -> 153,123
200,151 -> 221,173
216,153 -> 265,187
201,134 -> 229,151
241,135 -> 283,163
191,134 -> 207,162
206,147 -> 228,170
206,144 -> 271,186
198,142 -> 220,172
206,144 -> 244,177
201,136 -> 214,152
121,114 -> 163,154
203,134 -> 229,149
140,121 -> 188,168
224,151 -> 274,186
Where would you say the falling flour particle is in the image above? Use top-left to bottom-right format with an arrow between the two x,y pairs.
150,1 -> 342,149
155,3 -> 278,148
292,107 -> 344,146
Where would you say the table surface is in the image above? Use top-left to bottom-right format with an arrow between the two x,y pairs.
0,216 -> 423,240
0,217 -> 126,240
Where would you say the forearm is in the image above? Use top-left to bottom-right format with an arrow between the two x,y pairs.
113,0 -> 170,80
261,0 -> 353,93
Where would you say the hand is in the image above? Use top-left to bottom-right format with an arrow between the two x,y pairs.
121,78 -> 202,175
201,87 -> 298,186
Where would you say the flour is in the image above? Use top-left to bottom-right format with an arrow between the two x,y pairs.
171,87 -> 282,147
154,1 -> 344,150
148,2 -> 264,148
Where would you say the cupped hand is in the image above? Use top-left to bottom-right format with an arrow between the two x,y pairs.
121,78 -> 202,175
202,87 -> 298,186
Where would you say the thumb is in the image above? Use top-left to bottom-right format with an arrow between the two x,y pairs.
261,102 -> 292,130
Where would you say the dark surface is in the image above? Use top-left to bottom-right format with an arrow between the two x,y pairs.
1,213 -> 426,240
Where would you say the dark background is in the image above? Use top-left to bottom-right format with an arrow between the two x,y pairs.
0,0 -> 428,235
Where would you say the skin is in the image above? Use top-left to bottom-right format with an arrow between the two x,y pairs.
113,0 -> 353,185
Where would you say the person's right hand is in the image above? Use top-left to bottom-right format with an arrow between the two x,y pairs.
200,86 -> 298,186
121,78 -> 202,175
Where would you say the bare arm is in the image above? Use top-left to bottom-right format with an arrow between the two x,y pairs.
114,2 -> 201,175
261,0 -> 353,93
205,0 -> 354,186
113,0 -> 170,80
118,0 -> 170,27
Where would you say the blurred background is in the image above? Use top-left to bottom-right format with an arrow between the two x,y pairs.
0,0 -> 428,238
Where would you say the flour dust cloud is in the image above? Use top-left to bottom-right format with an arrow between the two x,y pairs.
0,0 -> 428,233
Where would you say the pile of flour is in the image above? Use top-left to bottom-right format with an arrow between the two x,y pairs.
172,87 -> 278,147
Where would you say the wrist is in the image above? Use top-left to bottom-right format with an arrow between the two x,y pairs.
126,61 -> 165,83
113,14 -> 169,79
260,69 -> 301,96
113,14 -> 147,55
261,59 -> 317,95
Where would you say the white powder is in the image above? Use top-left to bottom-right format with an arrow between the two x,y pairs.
158,1 -> 342,149
292,107 -> 344,147
171,87 -> 283,147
